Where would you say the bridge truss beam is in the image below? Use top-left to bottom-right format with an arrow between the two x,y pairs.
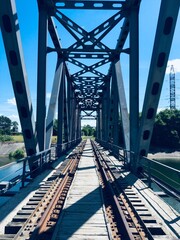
136,0 -> 180,169
0,0 -> 39,175
0,0 -> 179,176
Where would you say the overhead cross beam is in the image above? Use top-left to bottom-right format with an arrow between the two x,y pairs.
55,1 -> 124,10
51,5 -> 128,109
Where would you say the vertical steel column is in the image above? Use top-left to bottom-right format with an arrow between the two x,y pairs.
101,80 -> 110,142
57,66 -> 65,156
112,60 -> 130,150
101,94 -> 106,140
0,0 -> 38,175
73,99 -> 78,141
136,0 -> 180,167
67,80 -> 73,141
46,58 -> 63,149
107,77 -> 114,143
76,106 -> 81,140
111,77 -> 119,145
69,92 -> 75,141
74,102 -> 78,141
63,78 -> 69,143
129,4 -> 139,154
96,108 -> 100,140
36,2 -> 48,151
78,109 -> 82,139
99,103 -> 103,141
104,79 -> 110,142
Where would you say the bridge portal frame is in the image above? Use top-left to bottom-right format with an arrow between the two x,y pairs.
0,0 -> 179,176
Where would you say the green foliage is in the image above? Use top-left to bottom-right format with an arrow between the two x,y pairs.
82,125 -> 96,136
0,115 -> 19,136
0,115 -> 12,135
151,109 -> 180,149
9,149 -> 25,159
9,152 -> 14,158
53,119 -> 58,136
11,121 -> 19,134
0,135 -> 13,142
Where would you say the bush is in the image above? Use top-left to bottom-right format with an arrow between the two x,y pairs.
0,135 -> 13,142
9,149 -> 25,159
9,152 -> 14,158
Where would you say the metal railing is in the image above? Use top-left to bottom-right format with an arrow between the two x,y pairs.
56,138 -> 82,156
139,156 -> 180,194
0,138 -> 82,194
96,139 -> 180,196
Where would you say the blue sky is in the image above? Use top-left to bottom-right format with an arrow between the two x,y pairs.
0,0 -> 180,128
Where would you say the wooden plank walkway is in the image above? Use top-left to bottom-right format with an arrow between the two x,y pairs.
52,140 -> 110,240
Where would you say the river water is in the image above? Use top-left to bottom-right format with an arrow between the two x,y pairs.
0,160 -> 24,207
155,157 -> 180,170
0,161 -> 24,182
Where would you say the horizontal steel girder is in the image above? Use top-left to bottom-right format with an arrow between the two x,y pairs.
54,1 -> 124,10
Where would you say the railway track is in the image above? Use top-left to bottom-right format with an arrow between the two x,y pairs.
0,141 -> 85,240
0,140 -> 178,239
91,140 -> 172,240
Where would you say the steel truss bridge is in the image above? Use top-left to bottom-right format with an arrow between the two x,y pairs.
0,0 -> 180,176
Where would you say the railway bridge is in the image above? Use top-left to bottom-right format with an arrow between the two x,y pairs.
0,0 -> 180,239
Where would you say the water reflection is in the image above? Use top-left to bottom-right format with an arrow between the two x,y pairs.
155,157 -> 180,170
0,160 -> 23,181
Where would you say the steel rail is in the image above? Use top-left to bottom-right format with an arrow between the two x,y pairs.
31,161 -> 78,239
91,140 -> 151,240
92,140 -> 135,239
10,142 -> 86,240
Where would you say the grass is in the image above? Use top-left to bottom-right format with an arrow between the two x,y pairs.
51,136 -> 57,144
12,135 -> 24,142
0,135 -> 57,144
1,135 -> 90,144
82,136 -> 95,140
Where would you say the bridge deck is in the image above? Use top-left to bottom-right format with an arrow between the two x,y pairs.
0,141 -> 179,239
52,140 -> 110,239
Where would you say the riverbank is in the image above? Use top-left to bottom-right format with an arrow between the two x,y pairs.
148,146 -> 180,159
148,151 -> 180,159
0,142 -> 24,156
1,142 -> 180,167
0,161 -> 15,169
0,142 -> 24,167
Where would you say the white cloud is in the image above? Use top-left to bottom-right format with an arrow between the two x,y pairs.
46,93 -> 51,99
8,114 -> 21,131
8,114 -> 19,121
166,59 -> 180,74
81,119 -> 96,127
157,107 -> 167,113
7,97 -> 16,106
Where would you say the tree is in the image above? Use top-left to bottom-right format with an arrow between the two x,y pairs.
151,109 -> 180,149
11,121 -> 19,134
0,115 -> 12,135
82,125 -> 95,136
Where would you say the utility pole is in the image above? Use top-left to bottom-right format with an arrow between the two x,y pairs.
169,65 -> 176,109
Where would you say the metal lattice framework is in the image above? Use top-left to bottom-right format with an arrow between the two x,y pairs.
0,0 -> 179,175
169,65 -> 176,109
